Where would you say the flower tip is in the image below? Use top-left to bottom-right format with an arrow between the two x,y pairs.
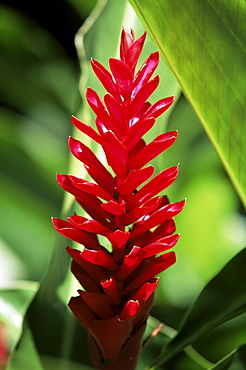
56,173 -> 66,185
51,217 -> 58,227
71,115 -> 80,126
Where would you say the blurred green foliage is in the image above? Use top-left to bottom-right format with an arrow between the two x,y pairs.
0,0 -> 245,369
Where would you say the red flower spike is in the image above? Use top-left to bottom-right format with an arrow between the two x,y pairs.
53,26 -> 185,369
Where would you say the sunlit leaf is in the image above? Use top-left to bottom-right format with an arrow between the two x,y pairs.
0,281 -> 39,356
8,322 -> 43,370
128,0 -> 246,205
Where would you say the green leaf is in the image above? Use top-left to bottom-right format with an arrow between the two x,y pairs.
128,0 -> 246,206
148,248 -> 246,368
8,322 -> 43,370
208,345 -> 246,370
0,281 -> 39,356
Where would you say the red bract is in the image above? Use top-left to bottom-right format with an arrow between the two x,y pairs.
52,26 -> 185,370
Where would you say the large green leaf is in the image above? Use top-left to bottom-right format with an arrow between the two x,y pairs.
8,322 -> 43,370
148,248 -> 246,369
0,281 -> 39,361
208,345 -> 246,370
128,0 -> 246,206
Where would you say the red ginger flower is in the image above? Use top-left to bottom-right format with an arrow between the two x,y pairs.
52,27 -> 185,370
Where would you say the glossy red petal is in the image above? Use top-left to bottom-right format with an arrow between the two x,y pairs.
67,215 -> 112,236
88,316 -> 132,360
133,277 -> 159,301
86,88 -> 114,131
90,58 -> 119,99
123,196 -> 162,226
125,31 -> 146,71
66,247 -> 107,283
82,249 -> 118,271
79,291 -> 114,320
123,252 -> 176,295
147,219 -> 177,244
101,200 -> 125,216
71,260 -> 101,293
124,117 -> 156,151
68,136 -> 113,182
101,131 -> 128,176
106,230 -> 130,251
71,115 -> 101,144
142,236 -> 179,258
117,246 -> 146,280
109,58 -> 133,97
127,165 -> 179,209
101,277 -> 121,306
68,296 -> 96,331
142,96 -> 174,120
119,165 -> 154,196
104,94 -> 128,136
129,294 -> 154,329
128,75 -> 160,119
89,322 -> 146,370
52,218 -> 102,250
56,174 -> 114,226
120,27 -> 135,62
128,131 -> 178,170
84,165 -> 115,196
128,138 -> 146,161
130,200 -> 186,241
69,176 -> 114,202
132,52 -> 160,100
120,300 -> 141,321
